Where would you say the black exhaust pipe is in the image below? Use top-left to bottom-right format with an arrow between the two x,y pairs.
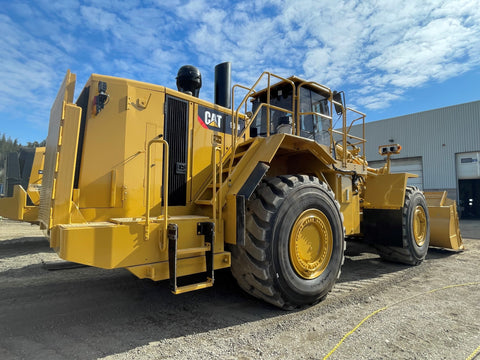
214,62 -> 231,108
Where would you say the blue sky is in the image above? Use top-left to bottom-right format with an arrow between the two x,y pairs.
0,0 -> 479,144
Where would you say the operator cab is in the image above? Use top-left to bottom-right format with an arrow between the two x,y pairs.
250,77 -> 331,146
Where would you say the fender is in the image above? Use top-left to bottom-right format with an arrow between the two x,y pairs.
363,173 -> 416,210
223,133 -> 336,245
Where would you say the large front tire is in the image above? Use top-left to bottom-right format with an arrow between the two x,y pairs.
230,175 -> 345,310
375,186 -> 430,265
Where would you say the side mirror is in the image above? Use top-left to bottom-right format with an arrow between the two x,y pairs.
333,91 -> 345,115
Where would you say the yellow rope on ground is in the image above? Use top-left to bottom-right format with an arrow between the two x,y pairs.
466,344 -> 480,360
323,282 -> 480,360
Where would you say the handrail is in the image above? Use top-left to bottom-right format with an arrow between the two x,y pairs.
296,80 -> 366,168
296,110 -> 333,140
297,111 -> 333,121
331,106 -> 366,168
230,72 -> 295,158
331,129 -> 365,142
145,135 -> 169,252
229,72 -> 367,171
247,102 -> 294,135
212,145 -> 223,224
231,83 -> 251,123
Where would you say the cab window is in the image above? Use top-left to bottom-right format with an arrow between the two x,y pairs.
299,87 -> 330,146
251,85 -> 293,136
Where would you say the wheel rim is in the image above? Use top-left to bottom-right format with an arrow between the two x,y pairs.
289,209 -> 333,279
413,205 -> 427,246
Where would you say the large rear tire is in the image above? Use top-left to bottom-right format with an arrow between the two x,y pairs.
375,186 -> 430,265
230,175 -> 345,310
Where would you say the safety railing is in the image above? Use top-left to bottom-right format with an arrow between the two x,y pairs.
330,106 -> 366,168
295,80 -> 366,168
230,72 -> 295,161
229,73 -> 367,170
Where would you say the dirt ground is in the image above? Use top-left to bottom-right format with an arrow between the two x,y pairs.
0,218 -> 479,360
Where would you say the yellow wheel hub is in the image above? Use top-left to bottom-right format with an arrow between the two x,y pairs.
289,209 -> 333,279
413,205 -> 427,246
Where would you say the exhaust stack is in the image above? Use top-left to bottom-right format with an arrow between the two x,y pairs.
214,62 -> 231,108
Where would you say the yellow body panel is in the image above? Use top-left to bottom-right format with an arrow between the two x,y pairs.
363,173 -> 414,209
78,81 -> 164,211
39,70 -> 77,229
42,74 -> 239,226
127,252 -> 231,281
57,222 -> 144,268
0,185 -> 37,222
335,176 -> 361,235
190,102 -> 238,205
54,104 -> 82,225
55,215 -> 227,269
26,147 -> 45,205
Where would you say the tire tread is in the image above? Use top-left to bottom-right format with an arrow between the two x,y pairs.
230,175 -> 345,309
375,186 -> 430,265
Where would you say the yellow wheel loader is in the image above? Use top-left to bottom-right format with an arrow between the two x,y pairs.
38,64 -> 463,309
0,147 -> 44,222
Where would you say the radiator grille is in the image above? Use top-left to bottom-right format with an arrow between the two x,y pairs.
164,96 -> 188,206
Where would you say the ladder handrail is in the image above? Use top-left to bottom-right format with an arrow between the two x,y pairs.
145,135 -> 169,252
212,145 -> 223,225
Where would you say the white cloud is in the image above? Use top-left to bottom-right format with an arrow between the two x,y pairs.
80,6 -> 118,31
1,0 -> 480,142
0,15 -> 65,102
176,0 -> 210,20
270,0 -> 479,109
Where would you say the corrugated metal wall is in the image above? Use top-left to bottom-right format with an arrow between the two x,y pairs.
350,100 -> 480,190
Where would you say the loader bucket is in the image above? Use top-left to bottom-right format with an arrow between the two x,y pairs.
424,192 -> 464,250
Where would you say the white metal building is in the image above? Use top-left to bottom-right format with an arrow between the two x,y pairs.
349,100 -> 480,219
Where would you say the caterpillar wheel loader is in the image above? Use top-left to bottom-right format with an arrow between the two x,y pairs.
0,147 -> 45,222
38,63 -> 463,309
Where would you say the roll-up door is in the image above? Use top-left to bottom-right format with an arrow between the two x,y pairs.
368,156 -> 423,189
456,152 -> 480,219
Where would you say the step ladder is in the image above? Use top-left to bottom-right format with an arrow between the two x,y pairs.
194,138 -> 256,207
168,221 -> 215,294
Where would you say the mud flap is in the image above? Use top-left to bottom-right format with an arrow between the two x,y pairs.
425,192 -> 464,250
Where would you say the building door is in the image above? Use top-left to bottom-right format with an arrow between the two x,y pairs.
456,152 -> 480,219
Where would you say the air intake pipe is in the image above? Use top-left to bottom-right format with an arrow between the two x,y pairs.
214,62 -> 231,108
176,65 -> 202,97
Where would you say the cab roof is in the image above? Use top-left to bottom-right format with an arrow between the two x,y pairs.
251,75 -> 332,99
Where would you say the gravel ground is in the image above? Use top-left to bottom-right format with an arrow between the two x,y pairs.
0,218 -> 479,360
